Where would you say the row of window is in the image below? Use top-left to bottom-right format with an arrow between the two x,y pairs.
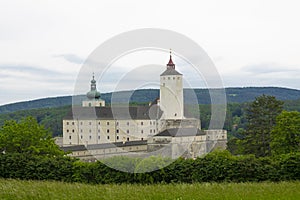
68,135 -> 137,142
162,77 -> 180,80
67,129 -> 156,134
66,121 -> 156,126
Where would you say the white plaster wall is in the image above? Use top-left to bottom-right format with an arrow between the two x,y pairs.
63,119 -> 157,146
160,75 -> 183,119
82,99 -> 105,107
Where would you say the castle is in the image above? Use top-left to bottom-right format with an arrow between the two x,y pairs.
62,53 -> 227,161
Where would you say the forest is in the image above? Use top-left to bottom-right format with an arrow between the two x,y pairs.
1,87 -> 300,114
0,91 -> 300,183
0,96 -> 299,138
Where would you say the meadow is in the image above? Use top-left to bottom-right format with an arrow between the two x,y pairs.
0,179 -> 299,200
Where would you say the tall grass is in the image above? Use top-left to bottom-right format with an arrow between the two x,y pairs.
0,179 -> 299,200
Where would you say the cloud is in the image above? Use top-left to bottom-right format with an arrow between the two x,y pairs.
0,64 -> 63,77
242,62 -> 297,74
0,63 -> 76,105
54,54 -> 84,64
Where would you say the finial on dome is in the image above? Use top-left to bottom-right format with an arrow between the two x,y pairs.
167,49 -> 175,69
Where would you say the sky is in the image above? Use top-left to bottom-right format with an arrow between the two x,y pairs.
0,0 -> 300,105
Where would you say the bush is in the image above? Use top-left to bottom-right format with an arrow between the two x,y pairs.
0,151 -> 300,184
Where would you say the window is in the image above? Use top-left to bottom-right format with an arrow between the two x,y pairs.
89,129 -> 91,133
98,136 -> 100,140
66,122 -> 69,125
127,122 -> 129,126
107,129 -> 109,133
141,130 -> 143,134
98,122 -> 100,125
150,121 -> 152,125
107,136 -> 110,140
72,122 -> 74,125
153,130 -> 155,133
117,136 -> 119,140
141,138 -> 143,141
116,122 -> 119,126
88,103 -> 91,107
177,77 -> 180,80
72,129 -> 75,133
116,129 -> 119,133
80,135 -> 83,139
80,129 -> 83,133
69,136 -> 71,139
141,121 -> 143,125
98,129 -> 100,133
80,122 -> 83,125
150,129 -> 152,133
107,121 -> 109,125
89,122 -> 92,125
127,137 -> 129,141
173,77 -> 175,80
127,130 -> 129,134
67,129 -> 69,133
89,135 -> 92,140
168,77 -> 170,80
153,121 -> 155,125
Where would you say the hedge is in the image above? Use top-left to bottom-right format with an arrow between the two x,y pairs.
0,151 -> 299,184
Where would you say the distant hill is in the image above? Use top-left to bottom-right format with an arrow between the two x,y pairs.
1,87 -> 300,114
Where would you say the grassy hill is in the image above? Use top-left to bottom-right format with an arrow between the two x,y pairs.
1,87 -> 300,114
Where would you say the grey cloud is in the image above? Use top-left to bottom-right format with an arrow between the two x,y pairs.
242,63 -> 297,74
54,54 -> 84,64
0,64 -> 62,76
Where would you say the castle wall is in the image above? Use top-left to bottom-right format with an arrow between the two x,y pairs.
63,119 -> 158,146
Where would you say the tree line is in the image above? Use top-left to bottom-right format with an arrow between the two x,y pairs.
0,97 -> 300,138
0,94 -> 299,183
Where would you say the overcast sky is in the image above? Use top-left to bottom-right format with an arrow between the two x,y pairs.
1,0 -> 300,105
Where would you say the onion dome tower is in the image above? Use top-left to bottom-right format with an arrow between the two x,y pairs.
82,74 -> 105,107
86,74 -> 101,99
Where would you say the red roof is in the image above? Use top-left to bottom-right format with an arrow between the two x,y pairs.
167,55 -> 175,69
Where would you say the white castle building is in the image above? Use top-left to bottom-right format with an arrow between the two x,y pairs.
62,53 -> 227,160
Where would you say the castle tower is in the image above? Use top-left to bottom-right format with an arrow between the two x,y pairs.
82,74 -> 105,107
159,51 -> 184,119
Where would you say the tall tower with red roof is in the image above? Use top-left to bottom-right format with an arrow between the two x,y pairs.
159,50 -> 184,119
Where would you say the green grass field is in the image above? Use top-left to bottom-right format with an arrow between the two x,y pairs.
0,179 -> 300,200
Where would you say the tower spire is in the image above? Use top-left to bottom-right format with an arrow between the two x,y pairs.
166,49 -> 175,69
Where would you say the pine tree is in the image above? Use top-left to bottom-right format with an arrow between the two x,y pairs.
242,95 -> 283,157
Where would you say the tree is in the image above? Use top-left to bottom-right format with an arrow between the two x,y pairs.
271,111 -> 300,155
0,116 -> 64,156
242,95 -> 283,157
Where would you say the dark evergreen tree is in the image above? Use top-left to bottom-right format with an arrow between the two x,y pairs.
242,95 -> 283,157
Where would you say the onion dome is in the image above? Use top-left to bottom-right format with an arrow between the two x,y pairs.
86,74 -> 101,99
